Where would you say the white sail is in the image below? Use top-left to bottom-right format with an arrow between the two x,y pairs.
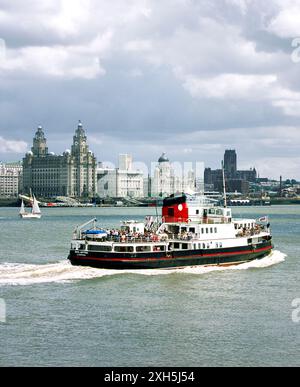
19,200 -> 26,215
32,196 -> 41,214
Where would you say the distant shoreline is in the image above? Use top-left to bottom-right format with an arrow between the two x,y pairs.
1,198 -> 300,207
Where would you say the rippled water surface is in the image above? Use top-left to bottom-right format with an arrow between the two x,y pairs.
0,206 -> 299,366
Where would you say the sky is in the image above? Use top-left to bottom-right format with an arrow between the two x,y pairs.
0,0 -> 300,179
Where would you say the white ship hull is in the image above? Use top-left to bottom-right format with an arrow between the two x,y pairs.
20,213 -> 41,219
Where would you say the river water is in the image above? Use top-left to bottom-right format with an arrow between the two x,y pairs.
0,206 -> 299,366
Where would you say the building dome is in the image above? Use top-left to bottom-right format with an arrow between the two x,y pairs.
26,151 -> 33,156
158,153 -> 169,163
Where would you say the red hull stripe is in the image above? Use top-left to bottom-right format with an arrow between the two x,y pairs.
73,246 -> 272,263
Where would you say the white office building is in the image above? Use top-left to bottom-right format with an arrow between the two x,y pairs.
97,155 -> 144,198
151,153 -> 196,197
118,154 -> 133,171
0,162 -> 23,197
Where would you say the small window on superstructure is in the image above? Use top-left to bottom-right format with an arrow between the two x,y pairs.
168,208 -> 174,217
136,246 -> 151,252
114,246 -> 134,253
196,210 -> 199,215
153,245 -> 165,252
214,227 -> 217,233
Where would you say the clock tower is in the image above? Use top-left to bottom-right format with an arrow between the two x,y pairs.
32,126 -> 48,157
71,120 -> 89,156
70,120 -> 97,198
23,121 -> 97,199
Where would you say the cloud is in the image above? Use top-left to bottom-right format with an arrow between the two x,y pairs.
0,30 -> 113,79
267,1 -> 300,38
0,136 -> 27,154
124,39 -> 153,52
0,0 -> 300,178
225,0 -> 250,15
0,38 -> 6,63
48,0 -> 92,38
256,156 -> 300,180
173,70 -> 300,119
175,72 -> 277,99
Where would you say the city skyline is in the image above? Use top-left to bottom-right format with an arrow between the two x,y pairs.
1,1 -> 300,179
0,124 -> 295,182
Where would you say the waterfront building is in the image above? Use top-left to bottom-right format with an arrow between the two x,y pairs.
236,169 -> 257,182
151,153 -> 174,197
224,149 -> 237,178
151,153 -> 196,197
22,122 -> 97,199
70,121 -> 97,198
204,168 -> 223,186
204,150 -> 257,193
0,161 -> 23,197
143,176 -> 152,198
97,155 -> 144,198
215,178 -> 250,195
118,154 -> 133,171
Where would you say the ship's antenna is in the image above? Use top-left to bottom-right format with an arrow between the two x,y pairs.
222,161 -> 227,208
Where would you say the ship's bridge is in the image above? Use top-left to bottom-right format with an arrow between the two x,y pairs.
188,205 -> 232,224
162,193 -> 232,224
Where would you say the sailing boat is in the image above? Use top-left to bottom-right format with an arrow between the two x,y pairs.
19,195 -> 42,219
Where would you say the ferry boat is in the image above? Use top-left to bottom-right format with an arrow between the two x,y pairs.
68,193 -> 273,269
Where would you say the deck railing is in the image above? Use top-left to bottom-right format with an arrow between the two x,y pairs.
82,233 -> 196,244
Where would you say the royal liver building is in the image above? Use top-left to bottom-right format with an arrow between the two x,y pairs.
23,121 -> 97,198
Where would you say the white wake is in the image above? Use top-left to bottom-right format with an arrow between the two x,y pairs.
0,250 -> 286,286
